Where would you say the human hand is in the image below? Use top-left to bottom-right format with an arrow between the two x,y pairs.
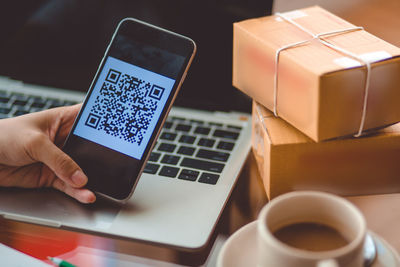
0,104 -> 96,203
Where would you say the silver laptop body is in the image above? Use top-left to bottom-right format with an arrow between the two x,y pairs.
0,76 -> 251,250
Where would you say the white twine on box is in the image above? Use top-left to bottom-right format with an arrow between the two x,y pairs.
274,12 -> 372,137
256,102 -> 273,144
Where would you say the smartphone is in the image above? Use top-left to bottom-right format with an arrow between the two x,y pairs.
63,18 -> 196,202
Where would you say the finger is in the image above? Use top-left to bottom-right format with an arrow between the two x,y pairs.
46,103 -> 81,116
58,103 -> 81,124
53,104 -> 82,147
52,179 -> 96,203
28,135 -> 88,188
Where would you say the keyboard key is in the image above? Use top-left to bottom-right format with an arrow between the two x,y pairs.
149,152 -> 161,162
227,125 -> 242,131
158,143 -> 176,153
198,138 -> 215,148
175,123 -> 191,132
163,121 -> 173,129
194,126 -> 211,135
49,104 -> 63,109
161,155 -> 180,165
159,166 -> 179,178
181,158 -> 224,173
190,119 -> 204,124
143,163 -> 160,174
12,99 -> 28,106
196,149 -> 230,162
13,110 -> 29,116
213,129 -> 239,140
48,99 -> 64,108
11,93 -> 28,101
0,96 -> 9,103
10,92 -> 23,96
160,132 -> 177,141
0,107 -> 11,115
178,169 -> 199,181
30,101 -> 46,109
30,96 -> 45,101
0,90 -> 7,97
198,173 -> 220,185
177,146 -> 195,156
63,100 -> 79,106
29,107 -> 44,113
209,122 -> 223,127
171,116 -> 186,121
179,135 -> 196,144
217,141 -> 235,151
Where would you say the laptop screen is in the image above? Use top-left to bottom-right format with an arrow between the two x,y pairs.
0,0 -> 273,113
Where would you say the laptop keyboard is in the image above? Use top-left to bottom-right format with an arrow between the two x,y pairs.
145,116 -> 242,185
1,89 -> 243,185
0,89 -> 79,118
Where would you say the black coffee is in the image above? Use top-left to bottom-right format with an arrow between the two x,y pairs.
272,222 -> 349,252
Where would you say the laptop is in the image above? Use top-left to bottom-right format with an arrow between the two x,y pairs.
0,1 -> 273,250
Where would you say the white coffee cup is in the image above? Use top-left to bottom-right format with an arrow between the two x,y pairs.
257,191 -> 366,267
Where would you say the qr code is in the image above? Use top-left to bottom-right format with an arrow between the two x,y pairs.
84,68 -> 165,146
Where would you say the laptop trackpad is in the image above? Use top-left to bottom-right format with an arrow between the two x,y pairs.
0,188 -> 122,230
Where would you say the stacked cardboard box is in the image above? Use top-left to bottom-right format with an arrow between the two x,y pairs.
233,6 -> 400,199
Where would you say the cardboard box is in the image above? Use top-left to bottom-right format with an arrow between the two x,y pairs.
252,101 -> 400,200
234,6 -> 400,141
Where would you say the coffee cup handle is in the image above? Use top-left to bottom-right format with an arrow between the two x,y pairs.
316,259 -> 339,267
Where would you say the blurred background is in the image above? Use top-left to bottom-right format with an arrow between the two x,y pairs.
0,0 -> 397,114
0,0 -> 273,113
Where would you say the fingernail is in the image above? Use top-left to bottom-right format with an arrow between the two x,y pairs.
71,170 -> 87,187
89,193 -> 96,203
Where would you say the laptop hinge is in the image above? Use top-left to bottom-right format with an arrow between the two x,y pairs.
3,213 -> 62,228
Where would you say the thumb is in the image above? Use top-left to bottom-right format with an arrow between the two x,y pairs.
29,135 -> 88,188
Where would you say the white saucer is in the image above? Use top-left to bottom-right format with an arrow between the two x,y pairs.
217,221 -> 400,267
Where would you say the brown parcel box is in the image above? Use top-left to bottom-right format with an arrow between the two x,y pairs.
233,6 -> 400,141
252,101 -> 400,200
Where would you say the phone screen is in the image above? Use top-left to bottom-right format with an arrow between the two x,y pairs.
74,40 -> 182,160
63,19 -> 195,201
